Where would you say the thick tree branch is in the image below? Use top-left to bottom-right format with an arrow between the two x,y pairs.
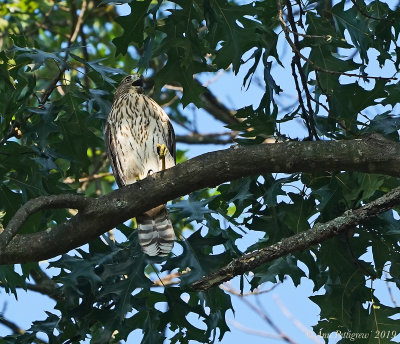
0,135 -> 400,264
191,184 -> 400,290
0,194 -> 90,251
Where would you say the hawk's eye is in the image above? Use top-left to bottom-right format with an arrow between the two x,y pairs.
132,77 -> 143,87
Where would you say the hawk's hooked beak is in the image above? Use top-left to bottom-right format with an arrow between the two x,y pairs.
132,75 -> 144,87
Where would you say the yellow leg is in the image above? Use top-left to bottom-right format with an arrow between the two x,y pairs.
156,143 -> 168,171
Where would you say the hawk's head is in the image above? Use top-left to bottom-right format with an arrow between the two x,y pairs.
115,74 -> 144,99
122,74 -> 144,87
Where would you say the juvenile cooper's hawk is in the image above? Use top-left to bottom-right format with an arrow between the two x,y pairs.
104,74 -> 176,256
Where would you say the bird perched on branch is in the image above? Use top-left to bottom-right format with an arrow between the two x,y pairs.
104,74 -> 176,256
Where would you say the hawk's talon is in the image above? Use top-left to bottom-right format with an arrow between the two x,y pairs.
156,143 -> 168,170
156,143 -> 168,158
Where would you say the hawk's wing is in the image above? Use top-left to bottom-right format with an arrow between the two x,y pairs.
166,119 -> 176,163
147,96 -> 176,164
104,121 -> 125,187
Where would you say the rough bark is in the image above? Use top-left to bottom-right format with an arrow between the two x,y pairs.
191,185 -> 400,290
0,134 -> 399,264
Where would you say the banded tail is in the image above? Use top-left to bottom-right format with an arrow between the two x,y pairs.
136,205 -> 175,256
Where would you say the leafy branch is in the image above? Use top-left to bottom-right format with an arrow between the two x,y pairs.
0,134 -> 399,265
39,0 -> 88,106
223,283 -> 297,344
0,315 -> 48,344
276,0 -> 397,81
285,0 -> 319,140
0,194 -> 89,251
0,0 -> 88,149
192,184 -> 400,290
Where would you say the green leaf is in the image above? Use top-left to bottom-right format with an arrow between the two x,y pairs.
251,255 -> 306,288
169,193 -> 215,224
13,45 -> 66,71
328,80 -> 386,129
199,287 -> 233,341
30,312 -> 60,341
162,231 -> 230,285
381,83 -> 400,107
0,265 -> 26,297
332,2 -> 373,63
112,0 -> 152,56
204,0 -> 262,72
70,54 -> 125,84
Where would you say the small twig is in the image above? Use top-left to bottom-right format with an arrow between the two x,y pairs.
385,272 -> 398,307
202,66 -> 231,87
39,69 -> 66,106
285,0 -> 319,140
176,132 -> 235,145
0,305 -> 49,342
0,279 -> 62,301
152,269 -> 191,287
273,294 -> 324,344
291,60 -> 313,139
69,0 -> 87,44
227,319 -> 283,340
152,271 -> 180,287
64,172 -> 113,184
283,28 -> 330,40
39,0 -> 88,106
164,84 -> 183,92
171,117 -> 193,132
225,283 -> 297,344
200,86 -> 241,125
220,282 -> 280,296
161,94 -> 179,108
73,0 -> 90,91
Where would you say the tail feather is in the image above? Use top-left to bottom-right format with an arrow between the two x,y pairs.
137,205 -> 175,256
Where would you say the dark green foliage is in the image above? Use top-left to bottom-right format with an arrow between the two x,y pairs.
1,0 -> 400,343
